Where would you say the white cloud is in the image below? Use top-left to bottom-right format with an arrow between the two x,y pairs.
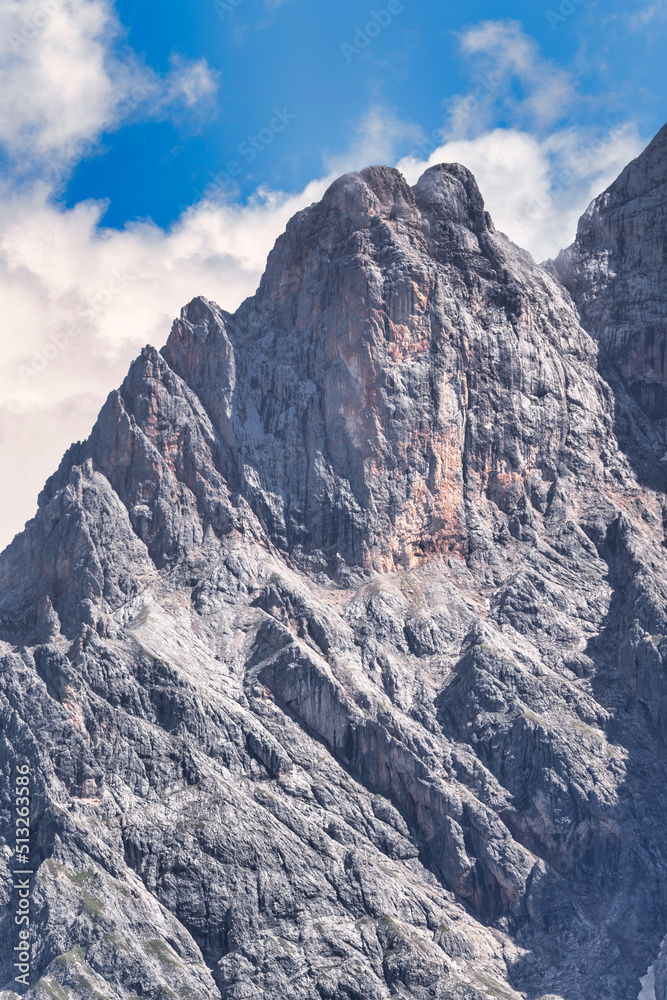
0,0 -> 117,166
0,0 -> 218,177
398,19 -> 644,259
448,20 -> 577,135
0,12 -> 648,551
160,55 -> 219,112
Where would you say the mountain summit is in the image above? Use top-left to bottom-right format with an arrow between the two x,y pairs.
2,130 -> 667,1000
555,123 -> 667,431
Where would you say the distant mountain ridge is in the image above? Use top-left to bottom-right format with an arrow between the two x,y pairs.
1,126 -> 667,1000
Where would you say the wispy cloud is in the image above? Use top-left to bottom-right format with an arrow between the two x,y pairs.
627,0 -> 667,29
449,19 -> 578,133
323,106 -> 424,176
218,0 -> 293,33
160,55 -> 219,111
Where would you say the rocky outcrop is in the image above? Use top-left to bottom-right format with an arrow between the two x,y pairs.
162,163 -> 623,578
2,134 -> 667,1000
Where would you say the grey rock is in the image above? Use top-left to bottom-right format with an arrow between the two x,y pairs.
554,123 -> 667,439
1,132 -> 667,1000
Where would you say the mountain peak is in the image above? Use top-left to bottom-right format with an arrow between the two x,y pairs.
554,122 -> 667,426
9,159 -> 622,598
319,164 -> 415,219
579,120 -> 667,226
156,160 -> 612,579
413,161 -> 490,232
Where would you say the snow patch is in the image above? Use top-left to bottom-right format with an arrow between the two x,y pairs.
639,934 -> 667,1000
638,965 -> 655,1000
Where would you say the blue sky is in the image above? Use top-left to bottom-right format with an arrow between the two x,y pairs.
0,0 -> 665,549
62,0 -> 667,229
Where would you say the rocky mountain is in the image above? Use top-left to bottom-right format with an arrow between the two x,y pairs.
1,128 -> 667,1000
554,123 -> 667,446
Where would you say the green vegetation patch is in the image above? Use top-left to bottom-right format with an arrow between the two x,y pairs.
474,972 -> 519,1000
521,710 -> 547,727
68,868 -> 96,887
143,939 -> 180,968
379,915 -> 409,943
54,946 -> 86,969
35,979 -> 68,1000
82,890 -> 105,918
41,859 -> 66,878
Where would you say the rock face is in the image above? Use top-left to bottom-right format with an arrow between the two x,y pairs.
554,123 -> 667,432
1,134 -> 667,1000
